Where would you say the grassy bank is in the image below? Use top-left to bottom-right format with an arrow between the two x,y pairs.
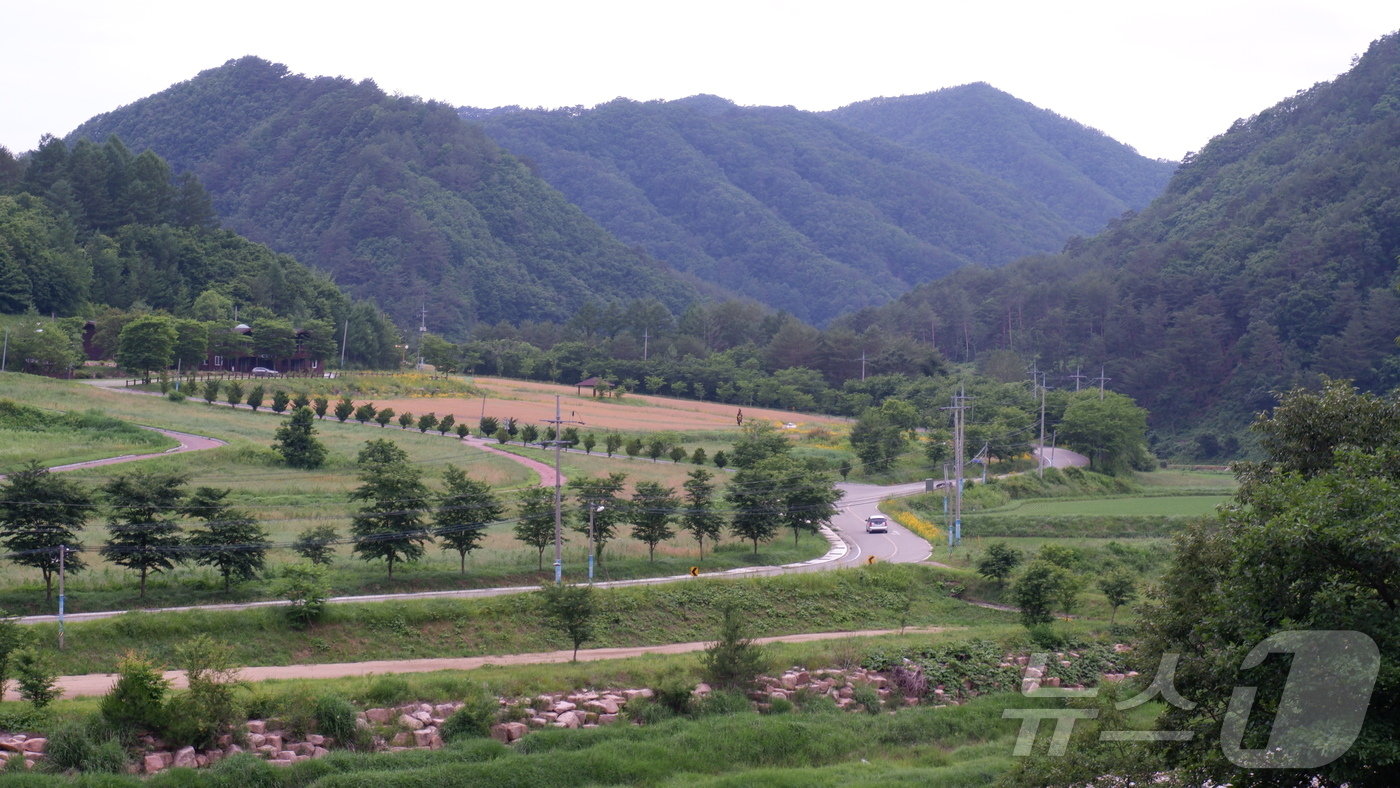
23,565 -> 1013,676
0,399 -> 177,473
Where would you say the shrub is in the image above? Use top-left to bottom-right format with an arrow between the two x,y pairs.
439,683 -> 499,742
164,635 -> 244,749
13,647 -> 59,709
623,696 -> 675,725
100,651 -> 169,736
851,685 -> 882,715
45,717 -> 127,773
652,673 -> 694,716
277,562 -> 329,629
292,525 -> 339,565
166,389 -> 186,402
314,694 -> 360,747
700,606 -> 766,691
206,752 -> 282,788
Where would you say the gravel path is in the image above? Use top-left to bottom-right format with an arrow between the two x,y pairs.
2,627 -> 954,701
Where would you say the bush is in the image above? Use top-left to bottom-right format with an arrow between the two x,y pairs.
622,696 -> 675,725
206,752 -> 282,788
700,606 -> 767,690
13,647 -> 59,709
439,683 -> 499,742
651,673 -> 694,716
100,651 -> 169,737
851,685 -> 882,715
44,717 -> 127,773
314,694 -> 360,747
163,635 -> 244,749
277,562 -> 329,628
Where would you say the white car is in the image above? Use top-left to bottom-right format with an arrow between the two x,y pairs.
865,515 -> 889,534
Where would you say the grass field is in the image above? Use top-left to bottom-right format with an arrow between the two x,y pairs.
0,405 -> 177,473
20,564 -> 1013,676
0,374 -> 839,614
983,494 -> 1229,517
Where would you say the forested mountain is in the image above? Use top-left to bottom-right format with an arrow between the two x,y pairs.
68,57 -> 698,337
465,94 -> 1171,323
842,31 -> 1400,452
0,135 -> 403,367
825,83 -> 1176,232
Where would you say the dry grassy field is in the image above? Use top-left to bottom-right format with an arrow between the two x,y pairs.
370,376 -> 847,434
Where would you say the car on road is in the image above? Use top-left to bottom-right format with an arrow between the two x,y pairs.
865,515 -> 889,534
251,367 -> 281,377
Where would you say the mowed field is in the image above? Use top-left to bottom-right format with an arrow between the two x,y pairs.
372,376 -> 848,434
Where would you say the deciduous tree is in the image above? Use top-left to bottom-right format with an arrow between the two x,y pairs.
434,465 -> 503,573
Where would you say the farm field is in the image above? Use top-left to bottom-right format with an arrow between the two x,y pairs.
374,375 -> 847,434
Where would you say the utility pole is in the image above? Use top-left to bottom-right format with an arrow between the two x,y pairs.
642,328 -> 649,361
1037,372 -> 1047,478
57,544 -> 66,650
1070,365 -> 1087,392
543,395 -> 584,584
1094,366 -> 1111,400
1,326 -> 9,372
942,388 -> 972,553
860,351 -> 867,381
417,304 -> 428,370
339,318 -> 349,371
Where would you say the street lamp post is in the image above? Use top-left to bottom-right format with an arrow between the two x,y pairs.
587,504 -> 604,583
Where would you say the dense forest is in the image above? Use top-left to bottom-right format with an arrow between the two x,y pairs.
68,57 -> 699,337
0,136 -> 402,368
837,31 -> 1400,452
465,92 -> 1171,323
825,83 -> 1175,231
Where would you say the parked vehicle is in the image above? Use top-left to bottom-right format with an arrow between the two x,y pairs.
251,367 -> 281,377
865,515 -> 889,534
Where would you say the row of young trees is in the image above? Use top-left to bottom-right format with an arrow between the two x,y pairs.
0,463 -> 268,597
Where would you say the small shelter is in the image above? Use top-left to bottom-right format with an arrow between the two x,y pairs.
576,376 -> 603,396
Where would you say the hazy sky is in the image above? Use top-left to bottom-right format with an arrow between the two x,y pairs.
2,1 -> 1395,161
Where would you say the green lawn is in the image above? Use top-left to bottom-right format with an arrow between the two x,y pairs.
990,494 -> 1229,518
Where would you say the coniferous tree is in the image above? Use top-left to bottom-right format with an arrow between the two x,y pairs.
434,465 -> 504,573
349,440 -> 431,579
398,411 -> 414,429
568,473 -> 628,569
202,378 -> 221,406
225,381 -> 244,409
100,470 -> 188,597
246,384 -> 265,412
353,402 -> 377,425
270,390 -> 291,414
630,481 -> 676,561
333,396 -> 354,423
312,396 -> 330,419
0,462 -> 91,600
183,487 -> 268,590
375,407 -> 395,427
682,468 -> 724,559
514,486 -> 558,571
437,413 -> 456,436
273,407 -> 327,469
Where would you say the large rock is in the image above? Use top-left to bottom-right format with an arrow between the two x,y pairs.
365,707 -> 394,724
143,753 -> 168,774
21,738 -> 46,753
172,747 -> 197,769
398,714 -> 425,731
505,722 -> 528,741
246,720 -> 266,734
556,711 -> 582,729
263,734 -> 283,752
552,700 -> 577,713
490,724 -> 513,743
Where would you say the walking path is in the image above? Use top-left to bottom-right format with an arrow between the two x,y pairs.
1,626 -> 954,701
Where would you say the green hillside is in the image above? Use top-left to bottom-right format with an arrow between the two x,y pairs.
841,30 -> 1400,452
825,82 -> 1176,230
468,93 -> 1169,323
67,57 -> 699,337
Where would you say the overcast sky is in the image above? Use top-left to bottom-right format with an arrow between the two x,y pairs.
2,1 -> 1395,161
